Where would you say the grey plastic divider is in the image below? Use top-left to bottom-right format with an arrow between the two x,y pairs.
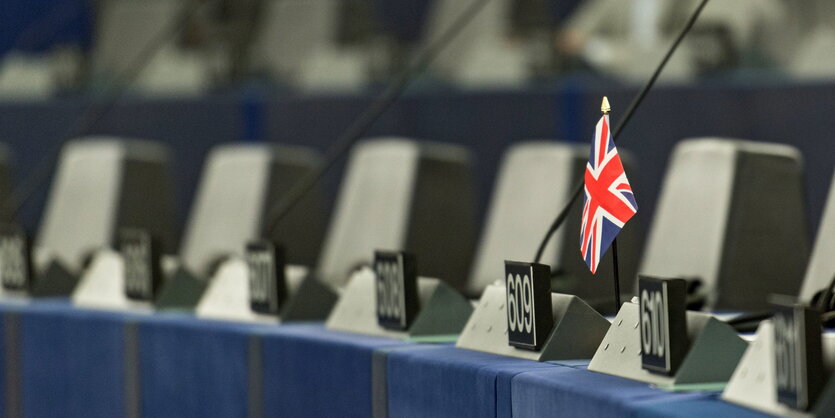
800,170 -> 835,302
640,138 -> 809,311
315,138 -> 476,292
34,138 -> 176,296
179,143 -> 325,278
456,283 -> 609,361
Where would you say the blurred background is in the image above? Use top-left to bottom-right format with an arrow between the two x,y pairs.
1,0 -> 834,242
5,0 -> 833,97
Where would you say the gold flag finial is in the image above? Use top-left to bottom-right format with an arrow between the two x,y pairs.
601,96 -> 611,114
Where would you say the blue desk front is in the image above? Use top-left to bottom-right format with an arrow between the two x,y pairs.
0,301 -> 414,418
260,324 -> 410,418
385,345 -> 555,418
510,362 -> 771,417
0,300 -> 138,418
0,300 -> 778,417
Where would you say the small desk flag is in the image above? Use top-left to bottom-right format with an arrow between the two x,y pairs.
580,112 -> 637,274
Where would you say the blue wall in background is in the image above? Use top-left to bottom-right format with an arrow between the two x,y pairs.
0,80 -> 831,252
0,0 -> 92,55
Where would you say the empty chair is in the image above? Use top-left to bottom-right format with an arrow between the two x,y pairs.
787,27 -> 835,80
248,0 -> 368,90
0,144 -> 13,222
0,0 -> 91,98
0,53 -> 60,99
799,170 -> 835,301
423,0 -> 528,87
783,0 -> 835,79
36,137 -> 176,274
179,143 -> 326,278
316,138 -> 476,291
92,0 -> 212,95
466,141 -> 641,311
640,138 -> 809,311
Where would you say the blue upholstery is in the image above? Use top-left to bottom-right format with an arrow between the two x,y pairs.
511,365 -> 717,417
386,345 -> 556,418
0,301 -> 135,418
260,324 -> 409,418
0,300 -> 779,417
137,314 -> 270,418
634,396 -> 773,418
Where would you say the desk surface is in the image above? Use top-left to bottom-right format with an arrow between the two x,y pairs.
0,299 -> 774,417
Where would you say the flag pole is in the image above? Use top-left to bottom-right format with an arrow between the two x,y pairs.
611,239 -> 622,310
601,96 -> 622,311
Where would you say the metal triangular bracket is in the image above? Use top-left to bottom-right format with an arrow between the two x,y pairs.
155,266 -> 206,311
325,267 -> 473,339
195,257 -> 337,323
722,321 -> 802,416
455,283 -> 610,361
588,301 -> 747,385
72,249 -> 154,312
722,321 -> 835,417
31,259 -> 78,297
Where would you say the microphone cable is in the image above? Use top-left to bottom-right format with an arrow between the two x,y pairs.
4,0 -> 213,217
264,0 -> 494,235
533,0 -> 711,263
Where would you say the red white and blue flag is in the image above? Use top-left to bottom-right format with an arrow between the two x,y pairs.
580,114 -> 637,274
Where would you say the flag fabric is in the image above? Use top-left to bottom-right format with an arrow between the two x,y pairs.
580,114 -> 637,274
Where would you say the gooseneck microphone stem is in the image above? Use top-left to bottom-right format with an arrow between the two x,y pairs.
5,0 -> 211,217
265,0 -> 493,235
533,0 -> 711,264
612,239 -> 621,308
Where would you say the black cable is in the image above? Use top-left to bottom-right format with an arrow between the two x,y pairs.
264,0 -> 494,235
533,0 -> 711,263
726,310 -> 773,326
4,0 -> 211,217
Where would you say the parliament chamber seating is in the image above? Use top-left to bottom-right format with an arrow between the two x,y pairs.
800,169 -> 835,302
465,140 -> 640,312
29,137 -> 176,298
720,173 -> 835,415
639,138 -> 809,311
0,134 -> 828,417
178,143 -> 326,277
4,0 -> 835,414
315,137 -> 476,291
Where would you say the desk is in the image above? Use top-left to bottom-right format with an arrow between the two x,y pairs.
510,364 -> 715,417
385,345 -> 555,418
0,300 -> 137,418
0,299 -> 774,417
137,314 -> 271,418
260,324 -> 409,418
635,397 -> 772,418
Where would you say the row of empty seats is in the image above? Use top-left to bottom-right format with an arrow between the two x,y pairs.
8,0 -> 835,98
0,134 -> 831,315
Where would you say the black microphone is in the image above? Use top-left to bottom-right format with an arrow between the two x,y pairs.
532,0 -> 712,263
263,0 -> 494,236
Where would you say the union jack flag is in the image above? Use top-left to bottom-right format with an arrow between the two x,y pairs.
580,114 -> 637,274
